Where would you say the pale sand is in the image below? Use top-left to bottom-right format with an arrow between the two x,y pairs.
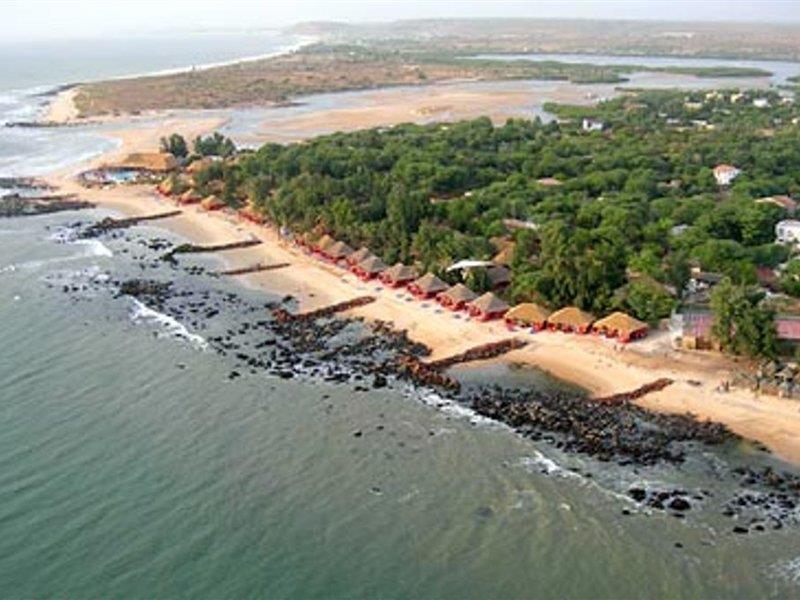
42,115 -> 800,465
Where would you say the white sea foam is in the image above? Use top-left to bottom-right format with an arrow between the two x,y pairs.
771,555 -> 800,585
519,451 -> 584,478
129,298 -> 208,350
72,239 -> 113,258
417,388 -> 500,427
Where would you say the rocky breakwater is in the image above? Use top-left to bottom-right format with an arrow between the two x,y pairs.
80,211 -> 182,238
469,386 -> 732,466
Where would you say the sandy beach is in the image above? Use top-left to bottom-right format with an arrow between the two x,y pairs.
40,114 -> 800,466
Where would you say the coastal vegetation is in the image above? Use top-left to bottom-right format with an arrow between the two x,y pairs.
73,42 -> 771,118
292,18 -> 800,62
170,87 -> 800,358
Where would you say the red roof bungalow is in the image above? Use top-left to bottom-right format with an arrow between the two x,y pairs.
352,255 -> 387,281
380,263 -> 417,287
408,273 -> 449,299
776,317 -> 800,341
436,284 -> 478,311
467,292 -> 510,321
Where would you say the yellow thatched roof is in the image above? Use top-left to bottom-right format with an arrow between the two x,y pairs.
548,306 -> 595,328
440,283 -> 477,303
593,311 -> 647,335
411,272 -> 448,294
201,195 -> 225,210
469,292 -> 509,313
348,247 -> 372,264
179,188 -> 201,201
492,243 -> 516,265
358,255 -> 387,274
506,303 -> 551,324
327,240 -> 353,259
115,152 -> 177,172
383,263 -> 417,282
316,234 -> 335,251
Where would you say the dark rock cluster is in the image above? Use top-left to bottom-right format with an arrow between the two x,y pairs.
469,387 -> 733,466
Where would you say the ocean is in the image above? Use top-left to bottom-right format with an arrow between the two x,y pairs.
2,35 -> 800,598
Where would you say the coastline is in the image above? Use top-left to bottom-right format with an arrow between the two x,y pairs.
41,34 -> 317,124
42,118 -> 800,466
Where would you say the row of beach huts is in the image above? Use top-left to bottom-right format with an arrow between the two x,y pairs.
295,233 -> 649,344
154,182 -> 649,343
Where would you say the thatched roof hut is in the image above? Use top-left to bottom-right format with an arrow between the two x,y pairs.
408,273 -> 449,298
380,263 -> 417,286
347,247 -> 373,266
505,303 -> 551,328
353,255 -> 387,279
592,312 -> 648,342
468,292 -> 509,320
487,265 -> 511,288
157,176 -> 179,196
200,195 -> 225,211
315,234 -> 335,253
437,283 -> 478,310
548,306 -> 595,333
326,240 -> 354,260
114,152 -> 177,172
178,188 -> 202,205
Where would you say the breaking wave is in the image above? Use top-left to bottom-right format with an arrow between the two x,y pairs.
129,298 -> 208,350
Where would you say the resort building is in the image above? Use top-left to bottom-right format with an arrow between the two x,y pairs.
178,189 -> 202,205
352,255 -> 387,280
437,284 -> 478,311
547,306 -> 595,333
756,195 -> 797,215
504,303 -> 551,331
346,247 -> 372,266
200,195 -> 225,211
486,265 -> 511,290
115,152 -> 178,172
592,312 -> 648,343
776,220 -> 800,245
313,234 -> 335,255
380,263 -> 417,287
582,118 -> 604,132
408,273 -> 449,299
712,164 -> 741,186
467,292 -> 509,321
324,240 -> 354,262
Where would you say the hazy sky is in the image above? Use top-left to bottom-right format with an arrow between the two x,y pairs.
5,0 -> 800,41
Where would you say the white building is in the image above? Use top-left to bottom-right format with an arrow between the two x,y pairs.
776,220 -> 800,245
753,98 -> 770,108
582,118 -> 604,132
713,164 -> 741,186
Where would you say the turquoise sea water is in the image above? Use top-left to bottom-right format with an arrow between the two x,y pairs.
2,38 -> 800,597
1,206 -> 800,599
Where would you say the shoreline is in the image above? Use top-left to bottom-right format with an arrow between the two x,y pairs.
41,118 -> 800,466
41,35 -> 317,124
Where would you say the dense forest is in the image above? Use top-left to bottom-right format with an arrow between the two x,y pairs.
176,87 -> 800,355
